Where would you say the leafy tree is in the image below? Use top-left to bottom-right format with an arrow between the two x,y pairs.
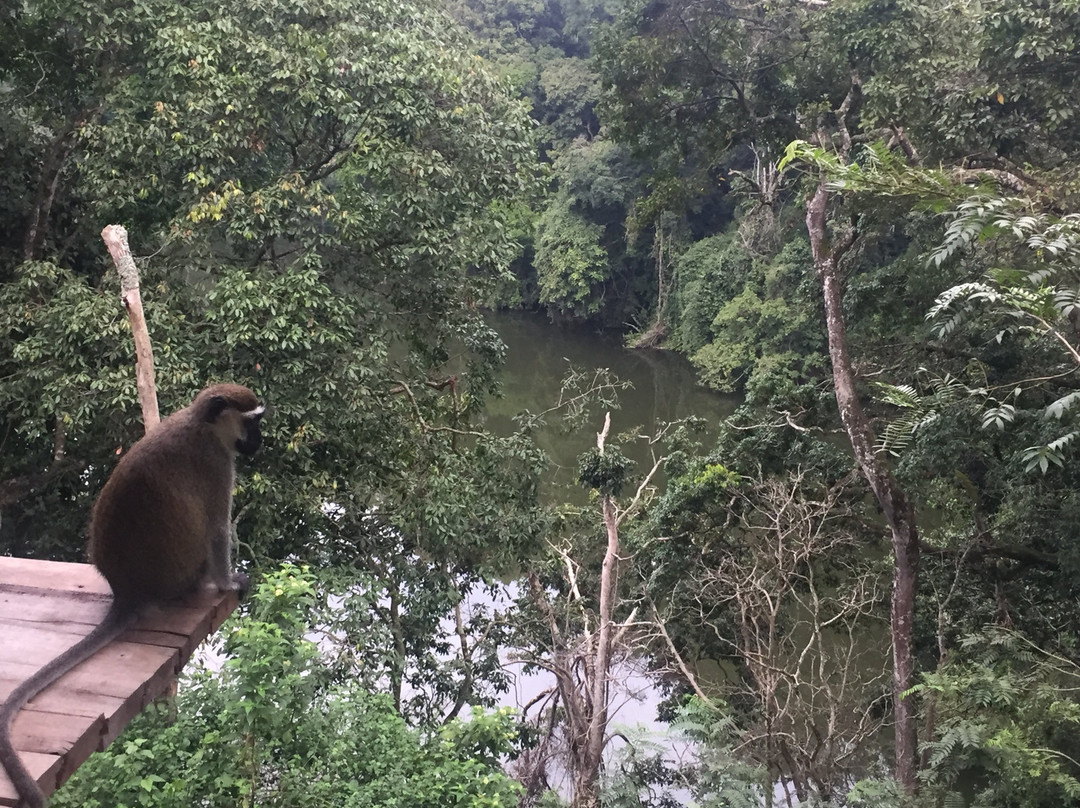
592,0 -> 1080,792
0,0 -> 553,757
315,558 -> 522,726
842,0 -> 1080,176
0,0 -> 540,570
534,194 -> 610,318
924,197 -> 1080,472
687,238 -> 826,404
443,0 -> 664,328
596,2 -> 934,785
533,135 -> 655,325
593,0 -> 809,183
668,233 -> 752,353
787,141 -> 1080,633
539,57 -> 601,143
914,628 -> 1080,808
442,0 -> 614,147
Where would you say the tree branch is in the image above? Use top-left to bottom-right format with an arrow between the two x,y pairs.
102,225 -> 159,431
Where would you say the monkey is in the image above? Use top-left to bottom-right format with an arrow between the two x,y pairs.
0,383 -> 264,808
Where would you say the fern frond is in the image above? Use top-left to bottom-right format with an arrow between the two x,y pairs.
927,282 -> 999,337
982,404 -> 1016,431
1048,431 -> 1079,453
1054,288 -> 1080,318
874,373 -> 974,455
1045,392 -> 1080,420
873,382 -> 920,409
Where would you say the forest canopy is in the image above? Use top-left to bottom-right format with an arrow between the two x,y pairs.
4,0 -> 1080,806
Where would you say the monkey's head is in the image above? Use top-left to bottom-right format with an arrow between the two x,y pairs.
195,384 -> 266,456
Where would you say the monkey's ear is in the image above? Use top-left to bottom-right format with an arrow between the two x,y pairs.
205,395 -> 230,422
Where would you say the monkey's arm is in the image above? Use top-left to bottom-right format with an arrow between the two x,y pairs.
207,517 -> 248,598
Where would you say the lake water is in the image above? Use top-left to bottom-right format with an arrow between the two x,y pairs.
485,310 -> 737,493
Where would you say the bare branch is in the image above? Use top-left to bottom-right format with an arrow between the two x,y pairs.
102,224 -> 159,432
615,454 -> 666,528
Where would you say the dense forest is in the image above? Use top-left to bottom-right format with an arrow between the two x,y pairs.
3,0 -> 1080,806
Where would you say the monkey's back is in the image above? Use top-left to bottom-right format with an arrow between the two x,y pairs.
88,413 -> 233,606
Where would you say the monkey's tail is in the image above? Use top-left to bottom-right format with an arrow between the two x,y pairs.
0,601 -> 134,808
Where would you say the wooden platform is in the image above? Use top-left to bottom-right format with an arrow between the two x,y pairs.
0,557 -> 240,806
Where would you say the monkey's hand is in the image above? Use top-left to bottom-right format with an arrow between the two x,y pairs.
224,572 -> 250,601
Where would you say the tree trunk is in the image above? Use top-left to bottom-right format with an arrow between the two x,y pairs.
571,771 -> 601,808
806,182 -> 920,793
23,132 -> 73,261
570,414 -> 620,808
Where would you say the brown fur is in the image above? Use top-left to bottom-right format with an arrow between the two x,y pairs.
88,383 -> 261,605
0,383 -> 263,808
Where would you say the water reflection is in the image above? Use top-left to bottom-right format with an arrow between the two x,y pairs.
485,310 -> 737,492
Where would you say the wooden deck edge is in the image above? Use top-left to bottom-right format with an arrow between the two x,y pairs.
0,559 -> 241,807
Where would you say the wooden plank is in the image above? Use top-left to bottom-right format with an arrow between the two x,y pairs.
0,751 -> 60,806
2,642 -> 177,701
0,557 -> 241,807
0,621 -> 107,674
0,589 -> 112,628
0,558 -> 109,596
0,592 -> 237,673
11,710 -> 105,757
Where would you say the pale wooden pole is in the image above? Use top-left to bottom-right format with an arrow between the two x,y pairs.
101,225 -> 160,432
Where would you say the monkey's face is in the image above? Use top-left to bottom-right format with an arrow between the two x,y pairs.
236,410 -> 264,456
200,385 -> 264,456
